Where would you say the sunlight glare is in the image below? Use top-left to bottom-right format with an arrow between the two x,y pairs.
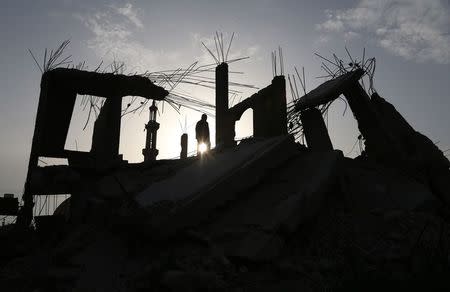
198,142 -> 207,154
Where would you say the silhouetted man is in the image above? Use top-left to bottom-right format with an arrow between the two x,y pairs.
196,114 -> 210,155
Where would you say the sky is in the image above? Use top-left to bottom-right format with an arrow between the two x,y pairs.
0,0 -> 449,198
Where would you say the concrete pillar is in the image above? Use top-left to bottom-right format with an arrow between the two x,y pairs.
180,133 -> 188,159
216,63 -> 234,148
342,81 -> 401,162
270,75 -> 287,136
300,108 -> 333,151
252,92 -> 265,137
91,96 -> 122,162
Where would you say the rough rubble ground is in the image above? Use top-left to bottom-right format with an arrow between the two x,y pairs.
1,198 -> 450,291
1,148 -> 450,291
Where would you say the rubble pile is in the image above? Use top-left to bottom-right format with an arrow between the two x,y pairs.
1,47 -> 449,291
1,133 -> 450,291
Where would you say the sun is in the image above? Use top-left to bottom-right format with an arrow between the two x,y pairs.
198,143 -> 207,154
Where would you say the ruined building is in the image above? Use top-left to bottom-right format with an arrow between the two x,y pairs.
215,62 -> 287,148
16,68 -> 169,226
1,42 -> 450,291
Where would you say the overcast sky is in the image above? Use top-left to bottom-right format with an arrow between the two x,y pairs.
1,0 -> 449,197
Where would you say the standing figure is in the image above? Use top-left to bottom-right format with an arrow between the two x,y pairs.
195,114 -> 211,155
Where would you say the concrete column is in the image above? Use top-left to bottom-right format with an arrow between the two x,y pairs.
342,81 -> 401,162
215,63 -> 231,148
270,75 -> 287,136
91,96 -> 121,162
180,133 -> 188,159
300,108 -> 333,151
252,92 -> 265,137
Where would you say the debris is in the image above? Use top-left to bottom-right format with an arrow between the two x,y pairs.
2,40 -> 449,291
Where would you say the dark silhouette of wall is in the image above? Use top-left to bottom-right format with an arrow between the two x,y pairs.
227,75 -> 287,142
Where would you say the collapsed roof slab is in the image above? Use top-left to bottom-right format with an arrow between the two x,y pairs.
44,68 -> 169,99
135,135 -> 298,235
136,136 -> 295,207
294,69 -> 364,111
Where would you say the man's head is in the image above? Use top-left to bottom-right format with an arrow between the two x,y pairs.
201,114 -> 207,121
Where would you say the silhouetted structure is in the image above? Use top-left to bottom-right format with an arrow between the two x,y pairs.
142,101 -> 160,162
300,107 -> 333,151
91,97 -> 122,165
6,40 -> 450,291
0,194 -> 18,216
292,68 -> 450,206
18,68 -> 168,227
180,133 -> 188,159
227,75 -> 287,141
215,63 -> 231,148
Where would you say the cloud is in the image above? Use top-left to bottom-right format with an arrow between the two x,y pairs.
76,4 -> 261,75
75,2 -> 174,72
316,0 -> 450,64
113,3 -> 143,28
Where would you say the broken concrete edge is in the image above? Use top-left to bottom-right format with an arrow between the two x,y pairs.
135,136 -> 292,207
43,68 -> 169,100
294,69 -> 364,111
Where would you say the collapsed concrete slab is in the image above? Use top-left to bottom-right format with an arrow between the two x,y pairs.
294,69 -> 364,111
290,66 -> 449,207
135,135 -> 299,234
136,136 -> 294,207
